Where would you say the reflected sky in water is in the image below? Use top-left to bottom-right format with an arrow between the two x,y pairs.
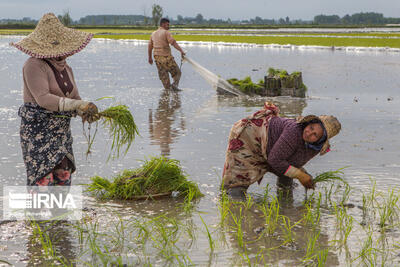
1,36 -> 400,195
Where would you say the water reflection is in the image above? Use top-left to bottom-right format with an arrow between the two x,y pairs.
148,89 -> 185,156
216,95 -> 308,118
26,221 -> 76,265
224,194 -> 339,266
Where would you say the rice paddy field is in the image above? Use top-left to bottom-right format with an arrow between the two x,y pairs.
1,32 -> 400,266
1,26 -> 400,49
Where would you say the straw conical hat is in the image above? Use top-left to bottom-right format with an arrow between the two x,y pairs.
10,13 -> 93,58
297,115 -> 341,155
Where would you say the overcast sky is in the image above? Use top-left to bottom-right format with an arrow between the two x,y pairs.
1,0 -> 399,21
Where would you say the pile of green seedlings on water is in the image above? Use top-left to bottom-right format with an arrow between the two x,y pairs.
16,168 -> 400,266
267,67 -> 308,91
227,76 -> 265,95
83,104 -> 139,159
87,156 -> 203,200
226,67 -> 307,96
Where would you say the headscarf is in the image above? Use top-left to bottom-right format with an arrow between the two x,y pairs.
305,122 -> 327,151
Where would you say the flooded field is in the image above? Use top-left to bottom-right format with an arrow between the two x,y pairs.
1,36 -> 400,266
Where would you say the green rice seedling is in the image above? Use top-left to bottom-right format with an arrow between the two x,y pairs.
280,215 -> 303,245
183,219 -> 197,248
199,215 -> 215,251
145,216 -> 192,266
30,220 -> 72,265
353,227 -> 377,266
304,202 -> 313,225
322,183 -> 335,206
339,184 -> 351,206
239,250 -> 252,266
253,248 -> 266,266
109,214 -> 126,252
183,186 -> 198,213
218,188 -> 231,226
302,231 -> 321,264
304,201 -> 320,227
316,248 -> 328,267
229,207 -> 245,248
244,193 -> 254,210
84,104 -> 139,159
343,214 -> 353,246
131,218 -> 151,246
260,196 -> 280,235
331,202 -> 353,248
378,188 -> 399,230
362,192 -> 368,220
315,192 -> 322,214
262,184 -> 271,204
86,156 -> 203,200
332,202 -> 347,232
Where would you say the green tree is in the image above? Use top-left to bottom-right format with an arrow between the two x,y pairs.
314,14 -> 341,24
152,4 -> 163,26
58,10 -> 72,26
195,13 -> 204,24
177,15 -> 184,24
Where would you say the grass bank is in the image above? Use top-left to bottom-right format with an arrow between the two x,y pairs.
96,33 -> 400,48
2,28 -> 400,48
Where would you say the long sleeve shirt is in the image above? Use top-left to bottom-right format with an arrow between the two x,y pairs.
22,57 -> 81,111
266,117 -> 319,175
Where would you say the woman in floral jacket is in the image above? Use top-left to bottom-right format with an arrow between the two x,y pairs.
222,102 -> 341,197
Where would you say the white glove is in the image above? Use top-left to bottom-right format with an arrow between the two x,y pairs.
59,98 -> 99,123
58,98 -> 89,112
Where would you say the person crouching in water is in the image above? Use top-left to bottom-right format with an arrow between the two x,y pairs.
11,13 -> 99,186
148,18 -> 185,91
221,102 -> 341,198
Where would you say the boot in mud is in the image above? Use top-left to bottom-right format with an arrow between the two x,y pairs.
226,186 -> 247,200
276,175 -> 294,189
276,175 -> 294,203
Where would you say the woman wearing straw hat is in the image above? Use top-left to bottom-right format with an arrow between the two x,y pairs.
11,13 -> 98,186
222,102 -> 341,198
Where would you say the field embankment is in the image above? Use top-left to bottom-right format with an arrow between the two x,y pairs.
2,27 -> 400,48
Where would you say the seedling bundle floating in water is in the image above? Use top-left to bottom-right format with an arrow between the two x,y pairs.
226,67 -> 307,97
83,104 -> 139,159
86,156 -> 203,200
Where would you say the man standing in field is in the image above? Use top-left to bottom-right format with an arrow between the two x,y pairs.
148,18 -> 185,90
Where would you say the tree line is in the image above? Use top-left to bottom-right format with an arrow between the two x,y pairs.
1,8 -> 400,27
314,12 -> 400,25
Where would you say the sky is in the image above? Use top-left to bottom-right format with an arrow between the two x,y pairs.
1,0 -> 399,21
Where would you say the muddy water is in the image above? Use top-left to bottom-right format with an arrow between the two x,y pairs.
1,36 -> 400,266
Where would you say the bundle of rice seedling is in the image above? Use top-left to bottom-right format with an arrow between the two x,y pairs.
86,156 -> 203,200
84,104 -> 138,159
313,167 -> 349,186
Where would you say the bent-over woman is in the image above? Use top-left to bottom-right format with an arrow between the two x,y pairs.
222,102 -> 341,197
